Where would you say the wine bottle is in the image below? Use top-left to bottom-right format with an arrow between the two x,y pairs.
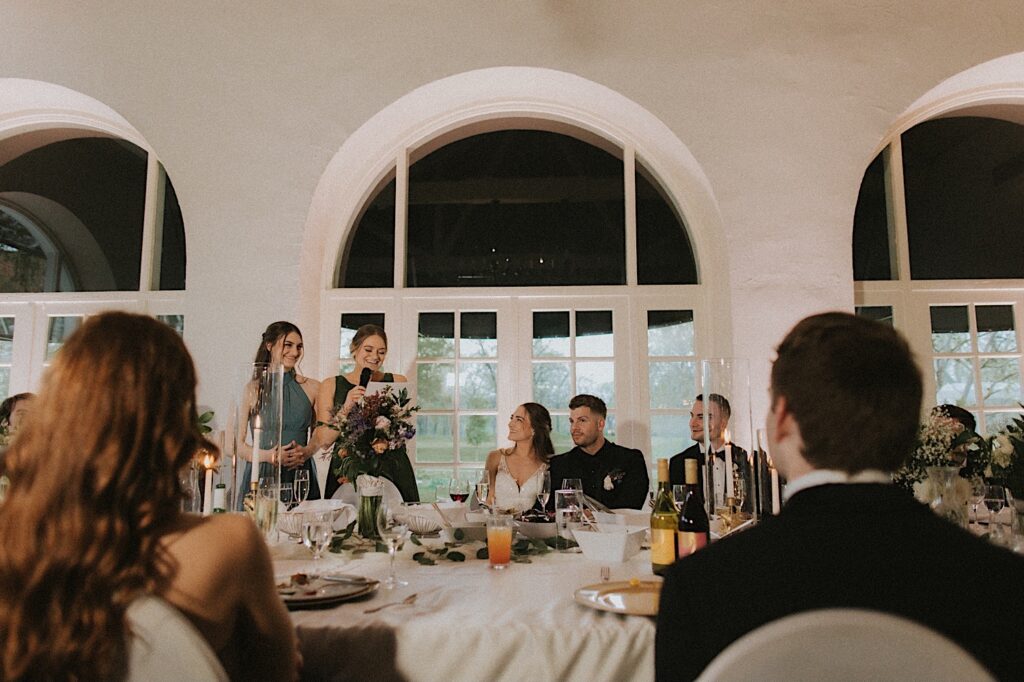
651,459 -> 680,576
677,458 -> 709,558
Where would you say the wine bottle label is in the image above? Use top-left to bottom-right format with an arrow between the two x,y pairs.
651,528 -> 677,565
677,531 -> 708,558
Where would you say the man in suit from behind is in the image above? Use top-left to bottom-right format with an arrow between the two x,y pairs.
656,312 -> 1024,681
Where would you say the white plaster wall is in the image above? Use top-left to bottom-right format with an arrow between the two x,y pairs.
3,1 -> 1024,418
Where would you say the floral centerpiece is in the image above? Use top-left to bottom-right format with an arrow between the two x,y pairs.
989,406 -> 1024,502
320,385 -> 418,538
894,406 -> 990,526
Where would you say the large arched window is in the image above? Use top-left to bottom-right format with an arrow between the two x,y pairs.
0,107 -> 187,400
854,116 -> 1024,435
328,123 -> 703,491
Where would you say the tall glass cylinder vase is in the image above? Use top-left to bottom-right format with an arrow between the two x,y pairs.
240,362 -> 284,538
700,359 -> 754,532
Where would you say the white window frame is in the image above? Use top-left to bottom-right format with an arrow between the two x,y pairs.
854,135 -> 1024,429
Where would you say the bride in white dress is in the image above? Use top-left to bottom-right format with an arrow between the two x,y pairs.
484,403 -> 554,513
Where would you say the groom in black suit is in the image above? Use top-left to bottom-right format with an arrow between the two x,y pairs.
656,312 -> 1024,681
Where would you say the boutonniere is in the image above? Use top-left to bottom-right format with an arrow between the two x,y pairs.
603,468 -> 627,490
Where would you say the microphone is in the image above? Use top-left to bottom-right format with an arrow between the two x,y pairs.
359,367 -> 372,388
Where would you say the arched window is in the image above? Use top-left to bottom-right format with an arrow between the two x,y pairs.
0,126 -> 187,398
329,124 -> 703,490
853,116 -> 1024,435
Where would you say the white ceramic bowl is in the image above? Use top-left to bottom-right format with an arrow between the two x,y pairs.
572,525 -> 647,563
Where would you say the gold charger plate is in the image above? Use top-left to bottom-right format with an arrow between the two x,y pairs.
573,580 -> 661,617
278,578 -> 379,610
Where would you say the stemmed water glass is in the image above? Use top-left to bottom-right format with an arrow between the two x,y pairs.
984,484 -> 1008,540
536,471 -> 552,512
293,470 -> 310,507
376,501 -> 410,588
969,478 -> 986,531
475,478 -> 490,512
302,513 -> 333,576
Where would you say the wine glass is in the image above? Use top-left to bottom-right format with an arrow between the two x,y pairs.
561,478 -> 582,493
672,484 -> 686,512
984,484 -> 1008,539
536,471 -> 551,511
376,501 -> 410,588
293,469 -> 310,506
969,478 -> 986,530
448,477 -> 470,504
302,513 -> 333,576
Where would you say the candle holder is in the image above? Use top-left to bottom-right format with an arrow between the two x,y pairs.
238,361 -> 284,536
699,358 -> 755,532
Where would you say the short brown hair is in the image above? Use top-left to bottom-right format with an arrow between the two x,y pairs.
569,394 -> 607,418
771,312 -> 921,472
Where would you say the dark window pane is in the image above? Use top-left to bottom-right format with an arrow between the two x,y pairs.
930,305 -> 970,353
852,151 -> 893,281
158,169 -> 186,290
976,304 -> 1017,353
157,314 -> 185,336
339,176 -> 395,288
0,138 -> 147,292
418,312 -> 455,358
533,311 -> 570,357
855,306 -> 894,326
636,162 -> 698,284
903,117 -> 1024,279
406,130 -> 625,287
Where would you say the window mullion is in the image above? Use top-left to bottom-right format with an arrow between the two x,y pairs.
886,140 -> 912,285
624,145 -> 638,287
394,150 -> 409,289
138,154 -> 162,291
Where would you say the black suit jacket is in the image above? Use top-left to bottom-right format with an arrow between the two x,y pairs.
656,483 -> 1024,681
548,441 -> 649,509
668,443 -> 751,512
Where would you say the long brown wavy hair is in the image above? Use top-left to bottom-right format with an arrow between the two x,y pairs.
0,311 -> 206,680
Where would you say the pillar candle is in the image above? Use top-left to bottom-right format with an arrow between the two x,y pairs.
771,467 -> 781,514
202,455 -> 215,515
724,442 -> 735,499
251,413 -> 262,487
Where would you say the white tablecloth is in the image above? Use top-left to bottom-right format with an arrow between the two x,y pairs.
273,539 -> 657,682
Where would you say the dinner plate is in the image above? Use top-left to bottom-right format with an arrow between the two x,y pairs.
278,578 -> 379,610
573,580 -> 661,617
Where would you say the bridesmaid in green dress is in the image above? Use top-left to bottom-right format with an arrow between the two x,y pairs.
313,324 -> 420,501
238,322 -> 320,506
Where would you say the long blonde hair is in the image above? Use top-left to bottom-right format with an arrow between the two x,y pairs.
0,312 -> 205,680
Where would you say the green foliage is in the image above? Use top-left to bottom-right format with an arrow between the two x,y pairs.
197,410 -> 215,435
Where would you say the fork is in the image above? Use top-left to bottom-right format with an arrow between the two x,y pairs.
363,593 -> 417,614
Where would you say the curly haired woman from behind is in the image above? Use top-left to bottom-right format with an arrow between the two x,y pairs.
0,312 -> 298,681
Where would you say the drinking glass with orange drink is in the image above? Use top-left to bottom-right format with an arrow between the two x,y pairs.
487,513 -> 514,569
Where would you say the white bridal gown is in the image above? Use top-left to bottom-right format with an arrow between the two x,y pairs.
493,453 -> 547,513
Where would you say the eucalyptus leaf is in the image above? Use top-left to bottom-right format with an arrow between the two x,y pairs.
410,534 -> 422,546
447,551 -> 466,562
476,547 -> 489,560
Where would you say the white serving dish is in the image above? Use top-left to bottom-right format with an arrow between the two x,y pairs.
514,520 -> 557,539
279,499 -> 355,535
443,523 -> 487,542
572,525 -> 647,563
610,508 -> 651,528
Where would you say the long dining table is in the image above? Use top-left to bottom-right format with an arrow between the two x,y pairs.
272,534 -> 658,682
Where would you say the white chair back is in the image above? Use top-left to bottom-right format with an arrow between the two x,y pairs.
126,596 -> 228,682
697,608 -> 993,682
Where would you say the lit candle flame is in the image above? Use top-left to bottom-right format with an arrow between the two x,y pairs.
202,453 -> 215,469
722,429 -> 731,446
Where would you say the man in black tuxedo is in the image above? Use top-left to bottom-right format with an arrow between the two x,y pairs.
656,312 -> 1024,681
548,394 -> 649,509
668,393 -> 749,511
